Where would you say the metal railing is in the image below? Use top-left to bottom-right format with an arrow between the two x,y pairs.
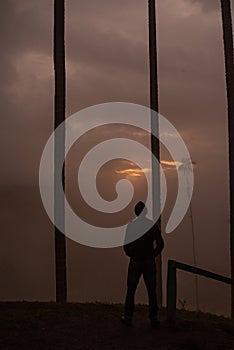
166,259 -> 234,321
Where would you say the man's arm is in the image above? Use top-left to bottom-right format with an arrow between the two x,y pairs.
123,241 -> 134,257
123,223 -> 135,257
153,223 -> 164,257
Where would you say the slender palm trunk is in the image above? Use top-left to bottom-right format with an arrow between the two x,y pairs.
148,0 -> 162,308
54,0 -> 67,302
220,0 -> 234,318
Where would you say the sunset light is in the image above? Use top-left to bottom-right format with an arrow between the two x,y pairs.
115,167 -> 151,177
2,0 -> 234,343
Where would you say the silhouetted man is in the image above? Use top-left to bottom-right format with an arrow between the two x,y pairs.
122,201 -> 164,327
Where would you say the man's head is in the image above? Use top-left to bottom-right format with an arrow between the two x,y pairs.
134,201 -> 147,217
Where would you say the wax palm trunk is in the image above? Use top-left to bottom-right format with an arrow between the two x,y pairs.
220,0 -> 234,318
53,0 -> 67,302
148,0 -> 162,308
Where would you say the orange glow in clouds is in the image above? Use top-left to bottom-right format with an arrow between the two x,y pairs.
115,160 -> 182,177
115,168 -> 151,177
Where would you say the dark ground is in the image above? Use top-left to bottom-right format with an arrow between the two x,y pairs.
0,302 -> 234,350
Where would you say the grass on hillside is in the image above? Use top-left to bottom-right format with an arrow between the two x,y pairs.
0,302 -> 233,350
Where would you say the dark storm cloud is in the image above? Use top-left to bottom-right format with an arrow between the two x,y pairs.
0,0 -> 54,185
0,0 -> 52,55
1,0 -> 227,128
0,0 -> 53,133
187,0 -> 221,13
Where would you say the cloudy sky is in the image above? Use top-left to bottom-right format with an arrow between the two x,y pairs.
0,0 -> 234,316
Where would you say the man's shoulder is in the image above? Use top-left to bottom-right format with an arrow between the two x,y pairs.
144,217 -> 154,224
127,217 -> 155,236
127,217 -> 152,226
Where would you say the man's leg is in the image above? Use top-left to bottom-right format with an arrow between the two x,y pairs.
124,259 -> 142,319
142,259 -> 158,321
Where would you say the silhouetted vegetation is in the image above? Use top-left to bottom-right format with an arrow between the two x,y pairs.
0,302 -> 233,349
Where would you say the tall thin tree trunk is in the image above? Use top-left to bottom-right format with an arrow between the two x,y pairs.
54,0 -> 67,302
148,0 -> 162,308
220,0 -> 234,318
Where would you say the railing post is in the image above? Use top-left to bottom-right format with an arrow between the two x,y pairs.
167,260 -> 177,322
166,259 -> 234,321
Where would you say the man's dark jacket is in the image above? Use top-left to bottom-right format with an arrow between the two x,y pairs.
124,216 -> 164,261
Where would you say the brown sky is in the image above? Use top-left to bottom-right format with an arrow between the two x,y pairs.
0,0 -> 234,316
